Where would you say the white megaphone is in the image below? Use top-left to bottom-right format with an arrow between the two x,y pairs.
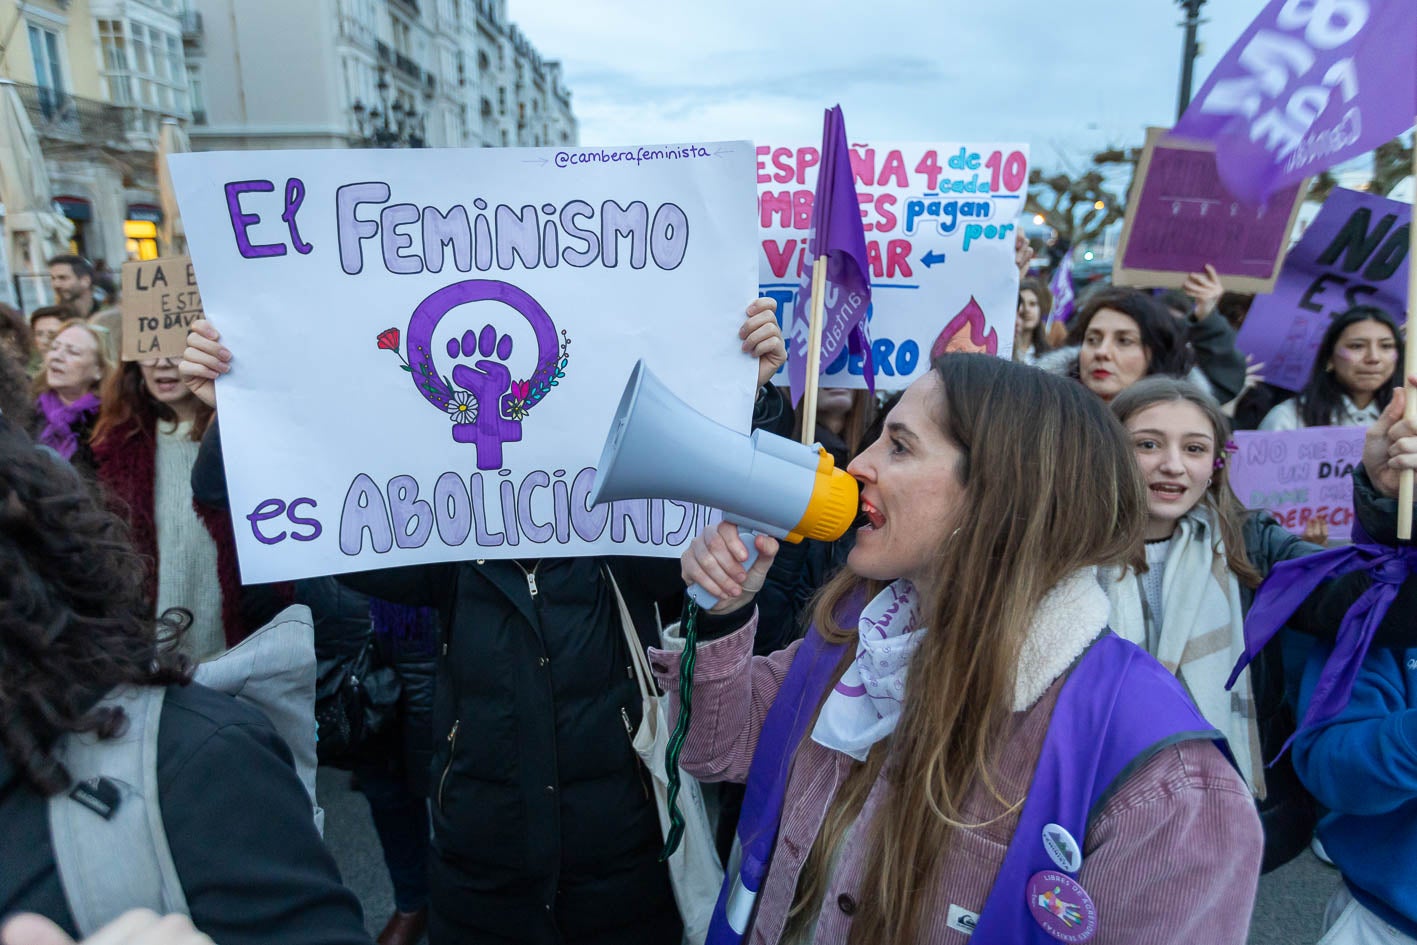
590,360 -> 860,608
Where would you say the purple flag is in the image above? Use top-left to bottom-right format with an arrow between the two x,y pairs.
1228,523 -> 1415,756
1174,0 -> 1417,205
789,106 -> 874,407
1047,250 -> 1075,326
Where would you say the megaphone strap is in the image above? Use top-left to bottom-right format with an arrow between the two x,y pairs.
660,600 -> 701,862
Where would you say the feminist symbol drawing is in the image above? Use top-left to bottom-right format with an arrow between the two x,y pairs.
378,279 -> 571,471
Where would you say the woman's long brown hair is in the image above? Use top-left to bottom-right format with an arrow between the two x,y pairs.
1110,376 -> 1264,588
787,353 -> 1147,944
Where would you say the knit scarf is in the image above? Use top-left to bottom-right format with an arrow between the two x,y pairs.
1105,510 -> 1265,797
35,390 -> 99,459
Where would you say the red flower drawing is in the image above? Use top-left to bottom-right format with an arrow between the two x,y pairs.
376,328 -> 400,351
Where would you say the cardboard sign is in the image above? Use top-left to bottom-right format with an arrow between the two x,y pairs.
120,256 -> 203,360
1237,188 -> 1410,392
756,140 -> 1028,385
1228,427 -> 1366,541
1112,128 -> 1306,292
169,142 -> 758,583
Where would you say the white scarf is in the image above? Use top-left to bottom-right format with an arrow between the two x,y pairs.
810,570 -> 1112,761
812,580 -> 925,761
1104,510 -> 1265,797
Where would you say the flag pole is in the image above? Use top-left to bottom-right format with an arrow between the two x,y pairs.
800,256 -> 828,445
1400,119 -> 1417,541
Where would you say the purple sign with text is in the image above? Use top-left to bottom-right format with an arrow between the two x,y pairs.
1116,129 -> 1303,289
1228,427 -> 1367,542
1238,188 -> 1409,392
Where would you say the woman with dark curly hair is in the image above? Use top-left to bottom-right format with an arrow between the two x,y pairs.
90,358 -> 283,659
0,418 -> 370,945
1036,284 -> 1248,403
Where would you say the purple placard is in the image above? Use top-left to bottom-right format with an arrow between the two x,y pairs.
1237,189 -> 1410,393
1228,427 -> 1367,542
1120,141 -> 1302,279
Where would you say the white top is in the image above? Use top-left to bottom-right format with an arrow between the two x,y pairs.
1258,395 -> 1383,431
154,419 -> 225,660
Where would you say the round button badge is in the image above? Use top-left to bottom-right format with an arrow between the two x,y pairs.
1026,870 -> 1097,943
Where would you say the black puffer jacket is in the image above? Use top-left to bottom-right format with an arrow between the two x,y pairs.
340,555 -> 682,945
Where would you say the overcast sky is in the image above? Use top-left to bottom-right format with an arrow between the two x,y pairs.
511,0 -> 1271,174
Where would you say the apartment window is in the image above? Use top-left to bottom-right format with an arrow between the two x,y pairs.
187,64 -> 206,124
27,24 -> 65,110
98,20 -> 133,105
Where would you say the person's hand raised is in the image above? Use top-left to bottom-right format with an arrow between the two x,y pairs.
741,298 -> 786,389
1181,264 -> 1224,320
178,321 -> 231,410
1014,230 -> 1034,279
1363,376 -> 1417,499
2,910 -> 214,945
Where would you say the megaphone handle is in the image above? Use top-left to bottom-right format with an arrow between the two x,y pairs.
686,526 -> 762,611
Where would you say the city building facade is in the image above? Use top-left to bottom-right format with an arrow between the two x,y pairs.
2,0 -> 190,287
0,0 -> 575,304
185,0 -> 577,151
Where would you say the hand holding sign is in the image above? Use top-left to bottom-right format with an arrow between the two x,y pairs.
1364,375 -> 1417,500
179,320 -> 229,409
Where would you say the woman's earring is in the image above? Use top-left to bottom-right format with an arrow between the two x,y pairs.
1206,477 -> 1214,488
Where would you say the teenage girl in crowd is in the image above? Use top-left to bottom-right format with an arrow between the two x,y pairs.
1259,306 -> 1403,431
662,354 -> 1264,945
1105,377 -> 1416,871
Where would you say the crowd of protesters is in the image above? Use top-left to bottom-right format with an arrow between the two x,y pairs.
0,243 -> 1414,945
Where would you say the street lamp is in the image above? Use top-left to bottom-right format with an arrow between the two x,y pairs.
1176,0 -> 1207,122
350,66 -> 426,148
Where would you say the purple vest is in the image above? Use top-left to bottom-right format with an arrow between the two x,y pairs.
707,629 -> 1225,945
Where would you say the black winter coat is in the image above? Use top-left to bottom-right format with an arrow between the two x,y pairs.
339,556 -> 683,945
0,683 -> 370,945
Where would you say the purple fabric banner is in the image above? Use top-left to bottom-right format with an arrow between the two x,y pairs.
1237,188 -> 1410,392
1048,249 -> 1075,325
788,106 -> 874,407
1174,0 -> 1417,206
1228,427 -> 1367,541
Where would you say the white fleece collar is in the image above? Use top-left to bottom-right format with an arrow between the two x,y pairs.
1011,567 -> 1111,711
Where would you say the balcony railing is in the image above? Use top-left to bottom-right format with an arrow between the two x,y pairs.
14,83 -> 130,147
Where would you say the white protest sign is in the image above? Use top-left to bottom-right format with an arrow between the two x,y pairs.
756,141 -> 1028,385
169,143 -> 758,583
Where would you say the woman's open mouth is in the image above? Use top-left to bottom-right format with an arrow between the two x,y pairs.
861,498 -> 886,530
1149,482 -> 1189,501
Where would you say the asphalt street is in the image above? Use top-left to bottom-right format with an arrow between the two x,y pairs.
319,766 -> 1345,945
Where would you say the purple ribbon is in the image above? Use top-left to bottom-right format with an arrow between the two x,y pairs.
1229,523 -> 1415,755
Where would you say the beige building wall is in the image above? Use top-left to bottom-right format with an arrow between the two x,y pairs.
0,0 -> 104,97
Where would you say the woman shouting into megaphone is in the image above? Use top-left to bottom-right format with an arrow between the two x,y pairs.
655,353 -> 1264,945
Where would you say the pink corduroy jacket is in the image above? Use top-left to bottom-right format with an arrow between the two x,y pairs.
649,573 -> 1263,945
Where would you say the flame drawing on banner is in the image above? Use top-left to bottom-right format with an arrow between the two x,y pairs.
930,297 -> 997,358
